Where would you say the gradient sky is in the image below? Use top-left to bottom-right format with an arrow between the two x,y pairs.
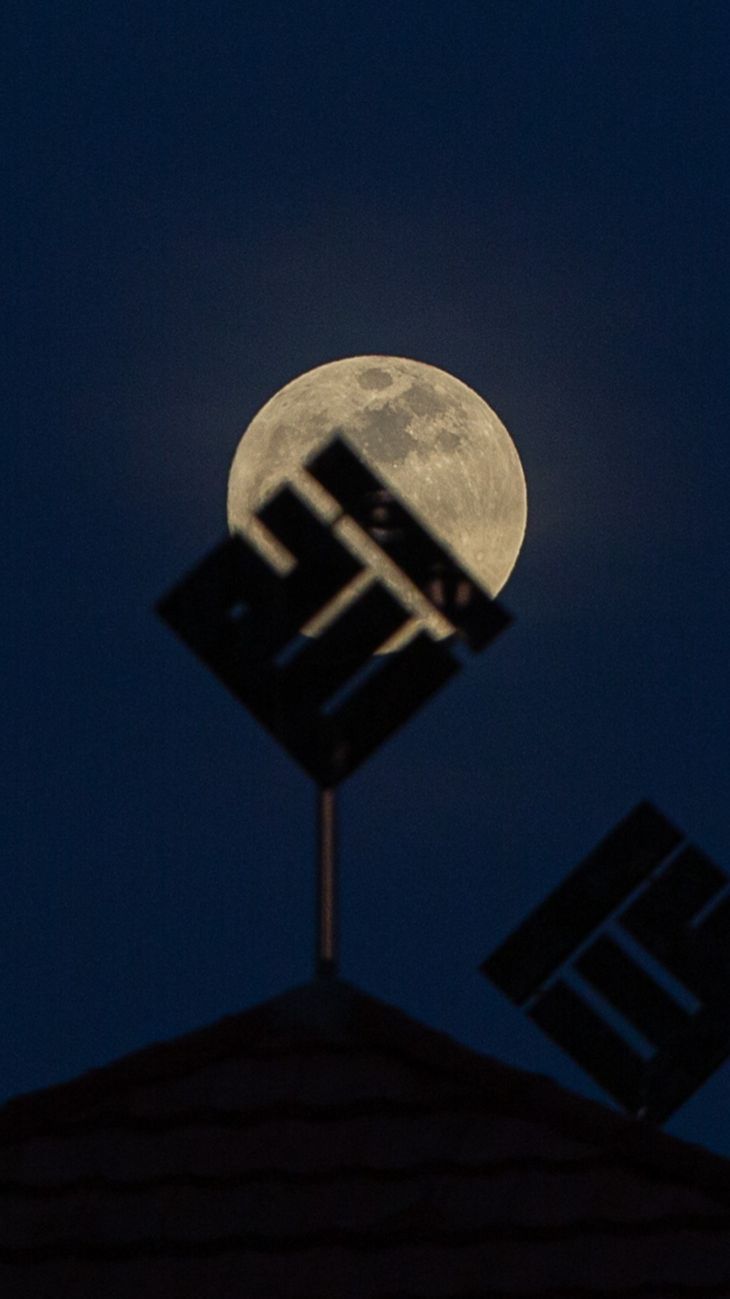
5,1 -> 730,1157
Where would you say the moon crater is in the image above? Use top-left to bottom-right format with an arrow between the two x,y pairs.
358,367 -> 394,390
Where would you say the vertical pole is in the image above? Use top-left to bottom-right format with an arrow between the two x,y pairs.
317,786 -> 338,978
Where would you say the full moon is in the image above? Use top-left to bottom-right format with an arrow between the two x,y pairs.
227,356 -> 526,641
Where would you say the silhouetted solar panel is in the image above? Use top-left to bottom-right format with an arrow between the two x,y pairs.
481,802 -> 730,1122
158,434 -> 511,787
482,801 -> 682,1005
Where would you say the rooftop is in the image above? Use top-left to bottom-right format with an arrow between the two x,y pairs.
2,976 -> 730,1296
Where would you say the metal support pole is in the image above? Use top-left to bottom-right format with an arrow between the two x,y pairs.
317,786 -> 338,978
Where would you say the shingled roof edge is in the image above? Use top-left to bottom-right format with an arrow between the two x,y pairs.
2,976 -> 730,1201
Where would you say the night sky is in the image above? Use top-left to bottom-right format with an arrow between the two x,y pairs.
6,2 -> 730,1157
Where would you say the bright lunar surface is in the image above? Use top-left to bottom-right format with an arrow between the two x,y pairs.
227,356 -> 527,643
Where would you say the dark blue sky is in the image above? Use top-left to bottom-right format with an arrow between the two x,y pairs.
5,2 -> 730,1155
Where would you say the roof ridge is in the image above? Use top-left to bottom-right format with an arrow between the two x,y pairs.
2,977 -> 730,1198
